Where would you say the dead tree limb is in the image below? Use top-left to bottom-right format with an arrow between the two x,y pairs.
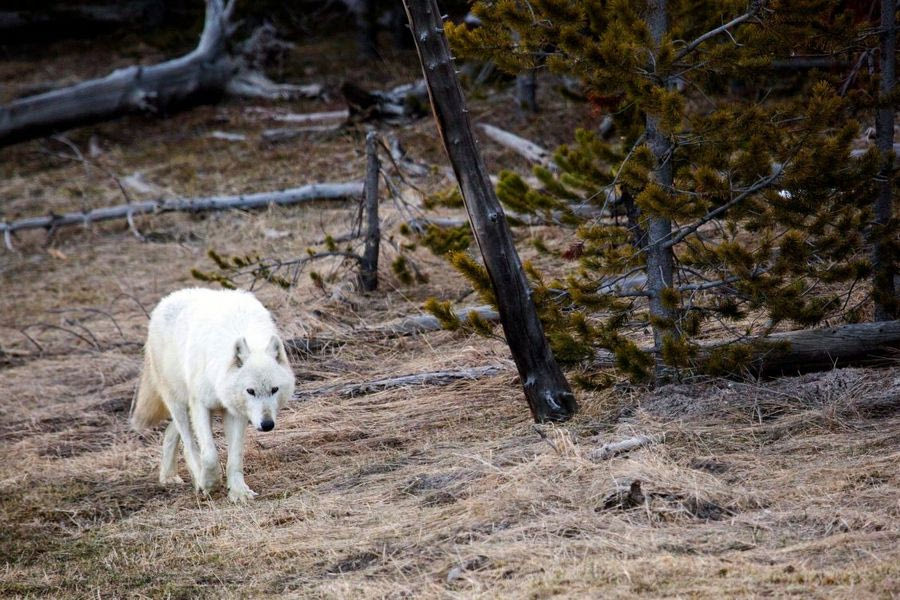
584,320 -> 900,376
359,132 -> 381,291
588,435 -> 659,461
0,0 -> 235,147
744,320 -> 900,376
477,123 -> 553,166
295,365 -> 506,399
1,182 -> 363,249
402,0 -> 576,422
0,1 -> 320,148
377,305 -> 499,336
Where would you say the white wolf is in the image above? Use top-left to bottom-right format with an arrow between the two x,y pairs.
131,288 -> 295,502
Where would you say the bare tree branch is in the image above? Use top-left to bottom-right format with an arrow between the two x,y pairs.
674,1 -> 766,62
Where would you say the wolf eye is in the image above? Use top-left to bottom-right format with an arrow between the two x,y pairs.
246,388 -> 256,396
271,386 -> 279,395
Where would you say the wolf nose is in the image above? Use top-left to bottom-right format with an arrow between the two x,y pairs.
259,419 -> 275,432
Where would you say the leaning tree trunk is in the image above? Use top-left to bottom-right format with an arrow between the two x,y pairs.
644,0 -> 679,372
400,0 -> 576,422
0,0 -> 235,148
872,0 -> 898,320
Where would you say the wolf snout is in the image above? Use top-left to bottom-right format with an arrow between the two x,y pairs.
259,419 -> 275,432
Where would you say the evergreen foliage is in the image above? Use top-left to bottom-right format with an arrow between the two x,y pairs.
429,0 -> 895,382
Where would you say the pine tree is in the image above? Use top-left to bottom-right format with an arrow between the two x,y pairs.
437,0 -> 888,381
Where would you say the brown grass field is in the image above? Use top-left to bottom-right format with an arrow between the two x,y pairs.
1,30 -> 899,599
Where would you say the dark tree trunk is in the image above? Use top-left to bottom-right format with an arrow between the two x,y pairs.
516,70 -> 538,113
359,132 -> 381,292
644,0 -> 679,370
872,0 -> 898,320
400,0 -> 576,422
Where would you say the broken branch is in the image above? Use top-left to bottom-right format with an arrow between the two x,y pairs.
295,365 -> 506,399
588,435 -> 660,460
1,182 -> 363,245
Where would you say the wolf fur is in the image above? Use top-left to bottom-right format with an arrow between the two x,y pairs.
131,288 -> 295,502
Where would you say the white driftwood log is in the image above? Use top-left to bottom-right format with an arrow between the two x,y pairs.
0,1 -> 321,148
295,365 -> 506,399
588,435 -> 659,461
268,110 -> 350,123
1,182 -> 363,249
261,126 -> 341,143
225,71 -> 322,101
477,123 -> 553,166
0,0 -> 236,147
377,305 -> 499,336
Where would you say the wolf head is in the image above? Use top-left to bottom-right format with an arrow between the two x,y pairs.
226,335 -> 295,431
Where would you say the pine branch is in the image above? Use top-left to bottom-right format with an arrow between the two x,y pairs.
661,168 -> 783,250
673,1 -> 767,62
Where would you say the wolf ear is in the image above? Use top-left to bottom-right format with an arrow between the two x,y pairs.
267,335 -> 288,365
234,337 -> 250,368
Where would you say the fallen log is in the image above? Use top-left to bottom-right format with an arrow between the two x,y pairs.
261,126 -> 341,144
1,182 -> 363,249
377,305 -> 499,336
477,123 -> 553,166
588,435 -> 659,461
0,1 -> 321,148
743,320 -> 900,376
386,135 -> 431,177
586,320 -> 900,377
225,71 -> 322,101
283,305 -> 499,357
295,365 -> 506,399
266,110 -> 349,124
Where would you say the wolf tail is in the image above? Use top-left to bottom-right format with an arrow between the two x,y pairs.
130,345 -> 169,430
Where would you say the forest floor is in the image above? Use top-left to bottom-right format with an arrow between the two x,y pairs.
1,29 -> 899,599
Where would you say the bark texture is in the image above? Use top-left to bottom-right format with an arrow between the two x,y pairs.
401,0 -> 576,422
872,0 -> 898,320
746,320 -> 900,376
644,0 -> 679,366
359,132 -> 381,291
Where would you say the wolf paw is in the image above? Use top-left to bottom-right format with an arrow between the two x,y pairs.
196,464 -> 222,493
228,482 -> 258,503
159,474 -> 185,486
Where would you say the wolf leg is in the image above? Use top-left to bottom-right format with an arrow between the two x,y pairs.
167,402 -> 203,489
224,412 -> 257,503
159,421 -> 184,485
190,399 -> 222,494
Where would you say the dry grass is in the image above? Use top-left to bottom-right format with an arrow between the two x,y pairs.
2,31 -> 899,599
